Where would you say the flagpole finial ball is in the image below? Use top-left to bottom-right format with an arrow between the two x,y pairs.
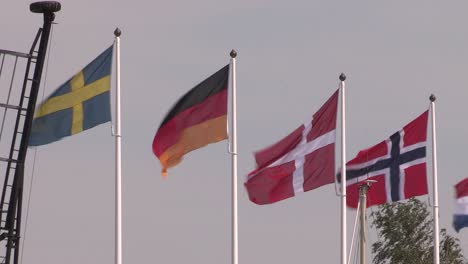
339,73 -> 346,81
230,49 -> 237,58
429,94 -> 436,102
114,28 -> 122,37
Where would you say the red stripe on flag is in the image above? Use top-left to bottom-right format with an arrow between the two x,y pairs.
402,111 -> 428,147
253,125 -> 305,169
153,89 -> 227,157
303,144 -> 335,192
455,178 -> 468,199
245,161 -> 296,205
403,163 -> 427,199
308,90 -> 338,141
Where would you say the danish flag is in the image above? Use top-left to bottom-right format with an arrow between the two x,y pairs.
245,90 -> 338,205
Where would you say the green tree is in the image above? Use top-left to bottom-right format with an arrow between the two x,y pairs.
371,198 -> 467,264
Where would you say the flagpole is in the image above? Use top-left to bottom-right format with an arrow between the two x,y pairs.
339,73 -> 347,264
114,28 -> 123,264
430,94 -> 439,264
229,50 -> 238,264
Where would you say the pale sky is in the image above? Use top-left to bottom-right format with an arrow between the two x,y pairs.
1,0 -> 467,263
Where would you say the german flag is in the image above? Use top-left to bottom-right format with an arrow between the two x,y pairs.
152,65 -> 229,176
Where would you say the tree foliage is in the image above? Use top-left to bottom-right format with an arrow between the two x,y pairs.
370,198 -> 467,264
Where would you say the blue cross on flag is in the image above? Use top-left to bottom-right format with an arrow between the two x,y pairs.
337,111 -> 429,208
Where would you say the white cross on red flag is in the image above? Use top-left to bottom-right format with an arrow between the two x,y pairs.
244,90 -> 338,204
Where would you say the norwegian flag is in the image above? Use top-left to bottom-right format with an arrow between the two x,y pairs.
339,111 -> 429,208
244,90 -> 338,205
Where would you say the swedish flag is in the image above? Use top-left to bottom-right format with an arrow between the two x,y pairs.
29,46 -> 113,146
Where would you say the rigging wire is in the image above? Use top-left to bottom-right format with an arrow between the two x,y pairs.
364,209 -> 370,264
349,221 -> 360,264
20,23 -> 56,264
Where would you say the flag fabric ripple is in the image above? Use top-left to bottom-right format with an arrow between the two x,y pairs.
244,90 -> 338,205
152,65 -> 229,176
338,111 -> 428,208
29,46 -> 113,146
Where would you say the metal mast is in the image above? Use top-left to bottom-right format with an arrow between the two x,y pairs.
358,184 -> 369,264
229,49 -> 238,264
429,94 -> 440,264
0,2 -> 60,264
358,180 -> 375,264
339,73 -> 347,264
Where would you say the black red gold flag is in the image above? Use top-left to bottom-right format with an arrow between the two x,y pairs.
152,65 -> 229,175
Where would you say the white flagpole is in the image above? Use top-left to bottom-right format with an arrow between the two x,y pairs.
114,28 -> 123,264
339,73 -> 347,264
229,50 -> 238,264
430,94 -> 439,264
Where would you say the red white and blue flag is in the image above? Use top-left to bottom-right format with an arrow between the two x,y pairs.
244,90 -> 338,205
339,111 -> 428,208
453,178 -> 468,232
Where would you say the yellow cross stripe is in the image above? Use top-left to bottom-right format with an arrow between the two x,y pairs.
70,71 -> 85,91
70,71 -> 85,133
35,75 -> 111,119
71,103 -> 83,134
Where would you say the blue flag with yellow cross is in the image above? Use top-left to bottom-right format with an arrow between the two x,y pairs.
29,46 -> 113,146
